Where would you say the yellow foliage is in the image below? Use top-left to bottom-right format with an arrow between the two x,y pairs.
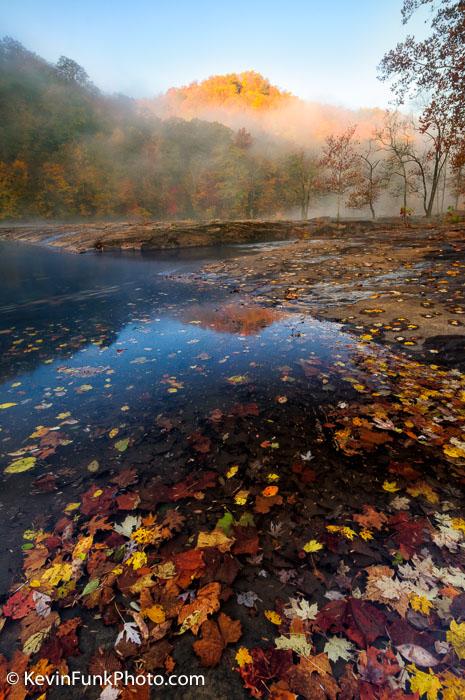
303,539 -> 324,553
451,518 -> 465,534
126,551 -> 147,570
264,610 -> 282,625
41,562 -> 73,587
446,620 -> 465,660
443,443 -> 465,459
407,482 -> 439,504
4,456 -> 36,474
383,480 -> 400,492
409,594 -> 433,615
131,527 -> 162,545
441,671 -> 465,700
143,605 -> 166,624
234,490 -> 249,505
72,535 -> 93,561
407,665 -> 442,700
326,525 -> 357,540
236,647 -> 253,667
197,529 -> 234,552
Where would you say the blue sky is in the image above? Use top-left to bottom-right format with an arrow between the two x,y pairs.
1,0 -> 429,108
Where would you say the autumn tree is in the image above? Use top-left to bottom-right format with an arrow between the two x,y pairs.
379,0 -> 463,216
379,0 -> 465,133
0,159 -> 28,218
320,126 -> 360,221
285,151 -> 321,219
450,140 -> 465,209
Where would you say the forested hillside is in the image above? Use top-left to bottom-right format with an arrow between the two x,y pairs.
0,40 -> 297,220
1,37 -> 463,222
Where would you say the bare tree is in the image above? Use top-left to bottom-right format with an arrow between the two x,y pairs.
377,109 -> 452,217
407,108 -> 453,217
376,112 -> 418,214
347,139 -> 386,218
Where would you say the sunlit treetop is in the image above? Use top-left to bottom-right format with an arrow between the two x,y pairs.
165,71 -> 294,113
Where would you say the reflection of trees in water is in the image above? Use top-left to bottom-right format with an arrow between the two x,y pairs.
184,303 -> 284,335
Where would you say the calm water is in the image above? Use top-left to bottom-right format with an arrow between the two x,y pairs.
0,241 -> 358,479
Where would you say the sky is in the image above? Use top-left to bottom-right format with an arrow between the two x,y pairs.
0,0 -> 430,109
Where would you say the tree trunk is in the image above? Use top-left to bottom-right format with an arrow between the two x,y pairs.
426,174 -> 440,218
301,190 -> 310,219
369,201 -> 375,219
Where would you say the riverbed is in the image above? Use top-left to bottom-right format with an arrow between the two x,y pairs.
0,238 -> 464,699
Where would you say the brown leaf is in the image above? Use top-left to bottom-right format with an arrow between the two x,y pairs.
192,619 -> 224,667
89,647 -> 122,676
217,612 -> 242,644
178,582 -> 221,634
353,505 -> 387,531
255,494 -> 283,514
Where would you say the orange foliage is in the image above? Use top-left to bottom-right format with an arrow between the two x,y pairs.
184,303 -> 283,335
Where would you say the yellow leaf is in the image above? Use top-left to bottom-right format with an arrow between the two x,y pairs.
303,539 -> 324,553
451,518 -> 465,534
64,502 -> 80,513
407,482 -> 439,504
441,671 -> 465,700
226,465 -> 239,479
227,375 -> 248,384
143,605 -> 166,624
73,535 -> 93,561
265,610 -> 282,625
359,528 -> 374,541
326,525 -> 357,540
443,443 -> 465,459
383,480 -> 400,493
407,665 -> 442,700
0,402 -> 17,409
409,594 -> 433,615
197,529 -> 234,552
109,428 -> 119,438
41,562 -> 73,587
4,456 -> 36,474
234,490 -> 249,505
126,551 -> 147,570
446,620 -> 465,660
236,646 -> 253,667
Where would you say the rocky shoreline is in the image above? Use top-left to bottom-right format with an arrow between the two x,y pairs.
193,221 -> 465,368
0,218 -> 409,253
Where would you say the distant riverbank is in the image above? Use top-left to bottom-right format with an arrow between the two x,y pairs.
0,217 -> 407,253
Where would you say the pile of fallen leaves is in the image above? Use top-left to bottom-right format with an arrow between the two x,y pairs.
1,345 -> 465,699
